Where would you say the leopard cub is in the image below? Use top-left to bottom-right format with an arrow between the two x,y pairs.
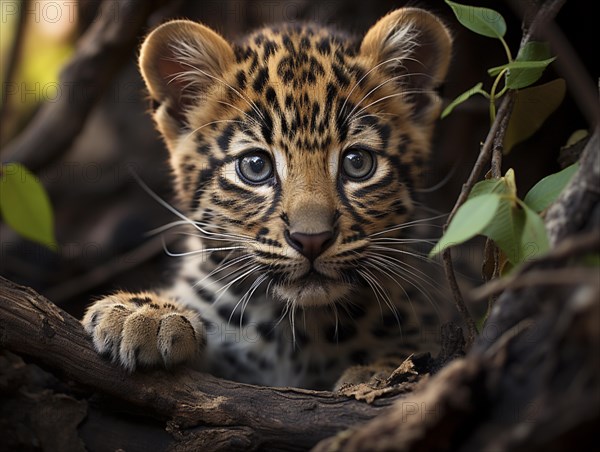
83,8 -> 452,390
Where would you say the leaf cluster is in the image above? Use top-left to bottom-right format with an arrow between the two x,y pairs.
431,164 -> 577,270
0,163 -> 57,250
442,1 -> 564,152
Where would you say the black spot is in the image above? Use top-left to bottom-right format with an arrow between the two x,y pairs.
422,313 -> 438,327
284,94 -> 293,109
149,303 -> 160,310
130,296 -> 152,306
349,349 -> 369,365
332,63 -> 350,87
252,67 -> 269,93
295,328 -> 310,347
383,313 -> 403,328
192,285 -> 216,303
335,103 -> 349,142
393,200 -> 407,215
325,83 -> 337,113
317,37 -> 331,54
282,35 -> 295,53
345,303 -> 367,319
370,327 -> 396,338
195,142 -> 210,155
326,323 -> 357,343
277,56 -> 295,83
263,40 -> 278,59
378,124 -> 391,149
260,109 -> 274,145
249,53 -> 259,74
217,123 -> 236,151
325,358 -> 338,370
265,87 -> 277,105
217,305 -> 240,326
310,102 -> 320,132
300,36 -> 311,50
254,33 -> 265,45
223,351 -> 238,366
235,70 -> 247,90
307,361 -> 321,374
281,116 -> 289,135
258,358 -> 273,370
257,227 -> 269,236
257,322 -> 275,341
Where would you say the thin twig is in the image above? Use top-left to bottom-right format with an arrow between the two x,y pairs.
442,0 -> 569,346
442,94 -> 515,348
447,94 -> 516,224
484,111 -> 508,318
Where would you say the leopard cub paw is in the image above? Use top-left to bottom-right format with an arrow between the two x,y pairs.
82,292 -> 205,372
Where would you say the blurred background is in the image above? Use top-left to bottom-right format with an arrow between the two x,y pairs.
0,0 -> 596,319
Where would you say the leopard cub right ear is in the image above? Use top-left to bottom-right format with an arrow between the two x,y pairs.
139,20 -> 235,127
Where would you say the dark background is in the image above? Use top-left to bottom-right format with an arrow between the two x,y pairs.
0,0 -> 596,319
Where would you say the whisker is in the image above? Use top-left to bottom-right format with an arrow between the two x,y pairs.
349,87 -> 435,121
182,119 -> 245,143
343,72 -> 415,127
163,243 -> 245,257
216,100 -> 262,128
192,254 -> 255,288
369,214 -> 447,237
338,55 -> 421,122
231,272 -> 268,328
171,57 -> 267,124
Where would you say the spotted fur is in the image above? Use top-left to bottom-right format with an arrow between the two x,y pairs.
82,8 -> 452,389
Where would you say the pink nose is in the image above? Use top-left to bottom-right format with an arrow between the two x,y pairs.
286,231 -> 334,262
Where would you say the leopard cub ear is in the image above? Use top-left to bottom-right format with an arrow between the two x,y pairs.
139,20 -> 235,128
361,8 -> 452,120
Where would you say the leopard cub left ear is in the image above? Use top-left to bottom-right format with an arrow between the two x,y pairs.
361,8 -> 452,89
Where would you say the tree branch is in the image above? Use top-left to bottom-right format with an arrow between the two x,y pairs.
0,0 -> 171,171
0,276 -> 405,451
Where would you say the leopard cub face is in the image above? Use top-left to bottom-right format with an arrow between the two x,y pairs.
139,8 -> 451,308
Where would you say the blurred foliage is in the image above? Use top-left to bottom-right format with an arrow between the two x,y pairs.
1,1 -> 75,144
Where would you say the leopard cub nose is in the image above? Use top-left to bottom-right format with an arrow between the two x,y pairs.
285,230 -> 334,262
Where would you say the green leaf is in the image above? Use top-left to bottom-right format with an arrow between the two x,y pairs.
524,163 -> 579,212
488,57 -> 556,89
481,197 -> 524,265
468,178 -> 504,198
519,203 -> 549,262
445,0 -> 506,38
488,59 -> 556,76
441,82 -> 487,118
516,41 -> 551,62
0,163 -> 57,249
508,42 -> 553,89
504,78 -> 566,153
477,168 -> 548,265
430,194 -> 501,257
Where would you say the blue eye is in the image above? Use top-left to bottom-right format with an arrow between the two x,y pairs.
342,148 -> 375,180
237,150 -> 274,184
